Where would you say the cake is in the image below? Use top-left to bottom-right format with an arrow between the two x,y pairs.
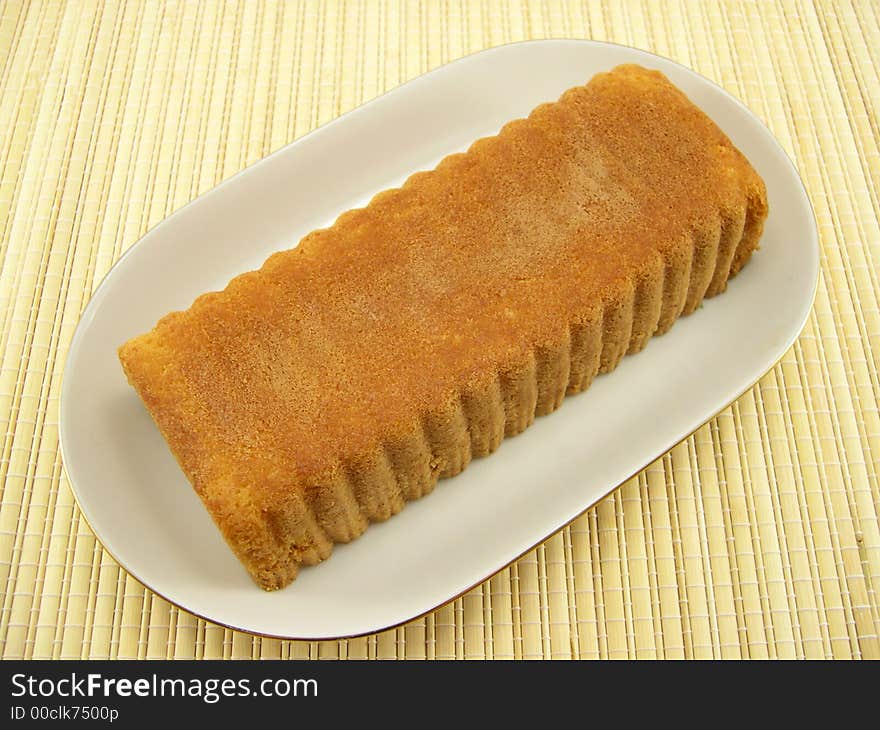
118,64 -> 768,590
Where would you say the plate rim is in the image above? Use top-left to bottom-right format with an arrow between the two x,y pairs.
59,38 -> 820,640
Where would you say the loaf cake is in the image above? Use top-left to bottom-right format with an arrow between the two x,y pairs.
119,64 -> 768,590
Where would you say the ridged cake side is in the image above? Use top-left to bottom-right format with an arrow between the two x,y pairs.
218,193 -> 765,589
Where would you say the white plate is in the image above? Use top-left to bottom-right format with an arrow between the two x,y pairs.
60,40 -> 818,639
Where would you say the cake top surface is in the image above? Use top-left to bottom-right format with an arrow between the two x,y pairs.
119,64 -> 764,499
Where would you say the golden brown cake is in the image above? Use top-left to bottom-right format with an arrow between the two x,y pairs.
118,64 -> 768,590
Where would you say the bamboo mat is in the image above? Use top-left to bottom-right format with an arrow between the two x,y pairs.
0,0 -> 878,660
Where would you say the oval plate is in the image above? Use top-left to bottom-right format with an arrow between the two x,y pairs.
60,40 -> 818,639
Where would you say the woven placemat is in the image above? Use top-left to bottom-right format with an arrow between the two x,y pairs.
1,0 -> 878,659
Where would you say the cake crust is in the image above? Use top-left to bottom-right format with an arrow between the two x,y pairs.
119,65 -> 768,590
